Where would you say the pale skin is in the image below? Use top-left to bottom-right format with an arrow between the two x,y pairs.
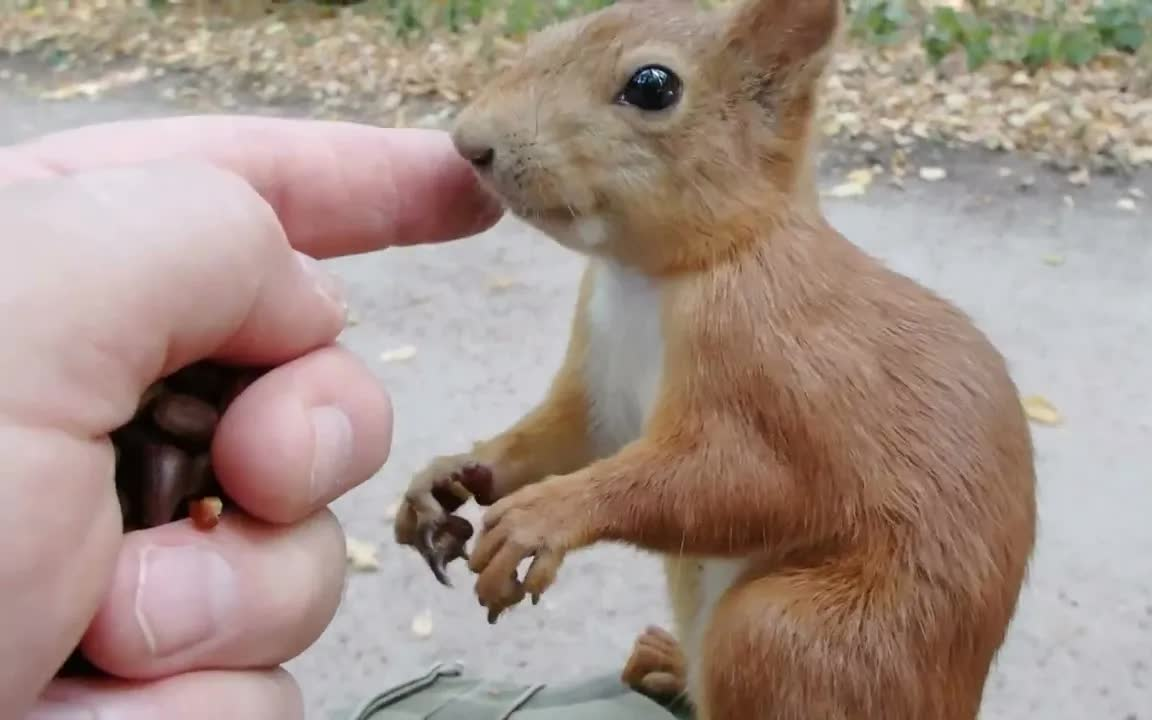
0,116 -> 502,720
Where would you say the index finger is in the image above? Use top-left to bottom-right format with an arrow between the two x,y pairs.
0,116 -> 503,257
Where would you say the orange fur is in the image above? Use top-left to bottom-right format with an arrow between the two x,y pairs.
395,0 -> 1037,717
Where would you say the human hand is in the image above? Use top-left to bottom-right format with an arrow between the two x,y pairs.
0,116 -> 502,719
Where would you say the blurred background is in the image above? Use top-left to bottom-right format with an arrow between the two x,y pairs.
1,1 -> 1149,718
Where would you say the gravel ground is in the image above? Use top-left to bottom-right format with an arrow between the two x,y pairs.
1,76 -> 1150,720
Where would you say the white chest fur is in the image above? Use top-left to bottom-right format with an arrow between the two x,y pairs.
582,258 -> 666,457
580,257 -> 749,689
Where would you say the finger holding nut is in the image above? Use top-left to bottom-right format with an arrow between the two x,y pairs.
80,509 -> 346,680
211,345 -> 393,525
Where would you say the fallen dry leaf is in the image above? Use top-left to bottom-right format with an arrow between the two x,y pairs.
411,609 -> 434,638
1066,168 -> 1090,186
918,167 -> 948,182
379,345 -> 418,363
487,276 -> 519,291
39,65 -> 149,99
824,168 -> 874,198
346,536 -> 380,572
824,182 -> 867,198
1021,395 -> 1063,426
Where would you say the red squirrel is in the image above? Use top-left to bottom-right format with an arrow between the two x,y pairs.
394,0 -> 1037,717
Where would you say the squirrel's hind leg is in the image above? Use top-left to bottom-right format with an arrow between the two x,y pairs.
621,625 -> 689,700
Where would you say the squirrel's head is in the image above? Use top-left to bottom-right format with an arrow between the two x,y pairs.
452,0 -> 842,272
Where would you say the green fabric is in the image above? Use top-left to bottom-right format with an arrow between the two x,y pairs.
340,662 -> 693,720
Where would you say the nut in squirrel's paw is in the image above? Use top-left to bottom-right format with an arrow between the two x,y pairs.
394,456 -> 495,586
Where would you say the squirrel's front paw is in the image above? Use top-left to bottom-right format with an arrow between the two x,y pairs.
394,456 -> 494,586
468,478 -> 587,624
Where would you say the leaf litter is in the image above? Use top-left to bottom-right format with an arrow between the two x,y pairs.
345,535 -> 380,572
1021,395 -> 1064,426
824,167 -> 876,198
410,609 -> 434,638
1,0 -> 1149,176
379,345 -> 418,363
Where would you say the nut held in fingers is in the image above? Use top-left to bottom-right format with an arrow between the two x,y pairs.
57,360 -> 267,680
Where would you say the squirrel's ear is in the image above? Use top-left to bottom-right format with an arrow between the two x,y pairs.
721,0 -> 843,79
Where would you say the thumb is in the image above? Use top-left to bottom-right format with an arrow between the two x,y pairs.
0,160 -> 347,430
0,162 -> 348,711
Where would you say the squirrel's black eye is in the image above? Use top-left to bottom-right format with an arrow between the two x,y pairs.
618,65 -> 681,111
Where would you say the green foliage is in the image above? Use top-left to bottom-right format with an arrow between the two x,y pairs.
143,0 -> 1150,72
847,0 -> 1150,70
1092,0 -> 1152,52
923,6 -> 993,69
917,0 -> 1150,70
357,0 -> 617,38
850,0 -> 914,45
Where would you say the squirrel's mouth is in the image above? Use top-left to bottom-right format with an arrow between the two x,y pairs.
490,193 -> 581,225
474,176 -> 585,225
515,205 -> 581,223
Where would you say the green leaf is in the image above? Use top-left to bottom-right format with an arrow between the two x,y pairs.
923,8 -> 994,70
923,34 -> 955,64
1023,24 -> 1056,67
1111,23 -> 1146,51
962,31 -> 993,69
922,7 -> 962,64
467,0 -> 486,23
930,6 -> 963,36
1057,27 -> 1103,65
1091,0 -> 1152,52
851,0 -> 912,45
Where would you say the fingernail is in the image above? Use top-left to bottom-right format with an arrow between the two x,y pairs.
295,251 -> 346,313
134,545 -> 237,659
310,405 -> 354,502
25,702 -> 98,720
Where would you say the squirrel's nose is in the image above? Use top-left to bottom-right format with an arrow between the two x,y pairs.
452,131 -> 496,169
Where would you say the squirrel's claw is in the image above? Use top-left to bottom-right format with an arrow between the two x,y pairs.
416,524 -> 452,587
412,514 -> 475,588
396,456 -> 496,586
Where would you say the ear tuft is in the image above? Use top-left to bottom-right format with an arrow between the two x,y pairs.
723,0 -> 843,78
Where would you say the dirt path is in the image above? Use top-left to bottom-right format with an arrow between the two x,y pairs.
2,75 -> 1149,720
